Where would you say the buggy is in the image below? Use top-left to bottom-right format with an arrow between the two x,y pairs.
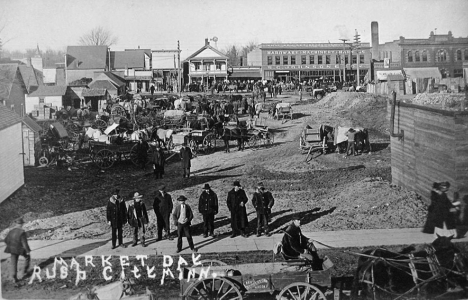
299,124 -> 333,162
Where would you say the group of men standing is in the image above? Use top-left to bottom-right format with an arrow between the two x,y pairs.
106,180 -> 275,252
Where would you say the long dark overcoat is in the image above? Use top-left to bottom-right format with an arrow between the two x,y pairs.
226,188 -> 249,228
199,190 -> 219,215
107,197 -> 127,228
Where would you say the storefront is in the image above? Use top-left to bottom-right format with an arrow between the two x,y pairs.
256,43 -> 372,83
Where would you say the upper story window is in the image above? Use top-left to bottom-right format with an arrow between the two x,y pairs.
359,54 -> 364,64
345,55 -> 349,64
291,56 -> 296,65
336,55 -> 340,64
352,55 -> 357,64
408,50 -> 413,62
194,62 -> 201,70
436,49 -> 448,62
325,55 -> 330,64
415,51 -> 420,62
283,56 -> 288,65
456,50 -> 462,61
301,55 -> 306,64
318,55 -> 323,64
422,50 -> 428,62
465,49 -> 468,60
309,55 -> 315,64
267,56 -> 272,65
275,56 -> 280,65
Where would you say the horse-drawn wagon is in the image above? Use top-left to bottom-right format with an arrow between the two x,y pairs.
274,102 -> 294,123
299,124 -> 333,162
180,258 -> 336,300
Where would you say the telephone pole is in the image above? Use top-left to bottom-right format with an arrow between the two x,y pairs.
339,38 -> 349,82
354,30 -> 361,84
178,40 -> 182,97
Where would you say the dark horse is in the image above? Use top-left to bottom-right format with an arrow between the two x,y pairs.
351,235 -> 468,300
354,128 -> 372,154
219,127 -> 248,153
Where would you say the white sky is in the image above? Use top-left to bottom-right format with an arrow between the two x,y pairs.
1,0 -> 468,59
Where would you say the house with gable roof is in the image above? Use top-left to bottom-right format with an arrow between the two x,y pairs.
66,45 -> 109,85
0,63 -> 28,116
111,49 -> 152,92
184,39 -> 229,89
89,71 -> 126,98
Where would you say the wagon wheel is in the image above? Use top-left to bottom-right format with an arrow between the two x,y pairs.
248,135 -> 259,150
192,259 -> 227,268
111,105 -> 126,117
93,149 -> 116,169
202,133 -> 216,154
277,282 -> 326,300
129,144 -> 140,166
263,132 -> 274,147
316,93 -> 323,100
39,156 -> 49,167
184,277 -> 242,300
189,139 -> 198,157
94,119 -> 107,131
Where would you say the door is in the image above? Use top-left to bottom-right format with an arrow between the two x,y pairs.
23,129 -> 31,166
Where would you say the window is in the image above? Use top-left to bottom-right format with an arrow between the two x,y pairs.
291,56 -> 296,65
408,50 -> 413,62
301,55 -> 306,64
318,55 -> 323,64
359,54 -> 364,64
352,55 -> 357,64
267,56 -> 272,65
275,56 -> 280,65
309,55 -> 315,64
465,49 -> 468,60
456,50 -> 462,61
422,50 -> 428,62
39,97 -> 45,104
283,56 -> 288,65
336,55 -> 340,64
194,62 -> 201,70
345,55 -> 349,64
415,51 -> 420,62
436,49 -> 447,62
325,55 -> 330,64
454,69 -> 463,78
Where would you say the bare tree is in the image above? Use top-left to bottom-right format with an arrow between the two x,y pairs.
79,26 -> 117,46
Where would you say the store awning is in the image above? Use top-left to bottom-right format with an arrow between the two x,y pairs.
230,70 -> 262,78
403,67 -> 441,79
376,70 -> 404,81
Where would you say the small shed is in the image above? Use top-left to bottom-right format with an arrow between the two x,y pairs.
0,105 -> 24,203
403,67 -> 442,94
22,115 -> 42,167
82,88 -> 109,112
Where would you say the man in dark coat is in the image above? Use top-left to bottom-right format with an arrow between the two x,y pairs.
198,183 -> 219,238
261,184 -> 275,222
226,181 -> 249,238
4,218 -> 31,283
136,139 -> 149,170
423,181 -> 459,237
150,143 -> 165,179
106,188 -> 127,249
153,185 -> 173,241
180,143 -> 192,178
281,218 -> 322,270
252,182 -> 271,237
172,195 -> 197,253
127,192 -> 149,247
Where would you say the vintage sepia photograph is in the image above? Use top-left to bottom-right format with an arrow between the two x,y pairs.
1,0 -> 468,299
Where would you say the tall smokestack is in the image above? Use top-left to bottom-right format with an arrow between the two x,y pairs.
205,38 -> 209,46
371,21 -> 379,61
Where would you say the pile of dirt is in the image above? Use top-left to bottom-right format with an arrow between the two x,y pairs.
410,92 -> 466,111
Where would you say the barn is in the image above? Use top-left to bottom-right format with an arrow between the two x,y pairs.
0,105 -> 25,203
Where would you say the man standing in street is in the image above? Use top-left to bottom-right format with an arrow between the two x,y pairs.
226,181 -> 249,238
4,218 -> 31,284
153,185 -> 173,241
252,182 -> 272,237
150,84 -> 155,96
107,188 -> 127,249
127,192 -> 149,247
345,128 -> 356,158
198,183 -> 219,238
173,195 -> 197,253
180,143 -> 192,178
150,142 -> 165,179
260,182 -> 275,222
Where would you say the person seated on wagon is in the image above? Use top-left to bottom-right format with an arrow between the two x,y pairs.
281,217 -> 322,269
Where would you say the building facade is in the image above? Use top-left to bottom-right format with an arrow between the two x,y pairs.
250,43 -> 372,83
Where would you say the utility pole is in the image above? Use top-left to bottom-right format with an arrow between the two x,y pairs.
354,30 -> 361,84
178,40 -> 181,97
339,38 -> 349,83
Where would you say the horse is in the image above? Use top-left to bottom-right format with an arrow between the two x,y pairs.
354,129 -> 372,154
351,235 -> 468,300
220,127 -> 248,153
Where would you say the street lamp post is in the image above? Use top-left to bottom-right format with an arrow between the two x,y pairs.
339,39 -> 349,83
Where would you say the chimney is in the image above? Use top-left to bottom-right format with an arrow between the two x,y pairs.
371,21 -> 379,61
205,38 -> 209,46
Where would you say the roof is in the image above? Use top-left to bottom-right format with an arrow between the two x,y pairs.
28,85 -> 67,97
230,68 -> 262,78
22,115 -> 42,132
403,67 -> 441,79
111,51 -> 145,69
0,103 -> 22,131
0,64 -> 20,102
184,43 -> 228,62
89,80 -> 118,90
93,72 -> 126,87
18,65 -> 39,93
66,46 -> 108,70
376,70 -> 405,81
82,88 -> 108,97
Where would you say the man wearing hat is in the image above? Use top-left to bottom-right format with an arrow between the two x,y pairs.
172,195 -> 197,253
127,192 -> 149,247
252,182 -> 272,237
4,218 -> 31,283
106,188 -> 127,249
198,183 -> 219,238
179,143 -> 192,178
150,141 -> 165,179
153,185 -> 174,241
226,181 -> 249,238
